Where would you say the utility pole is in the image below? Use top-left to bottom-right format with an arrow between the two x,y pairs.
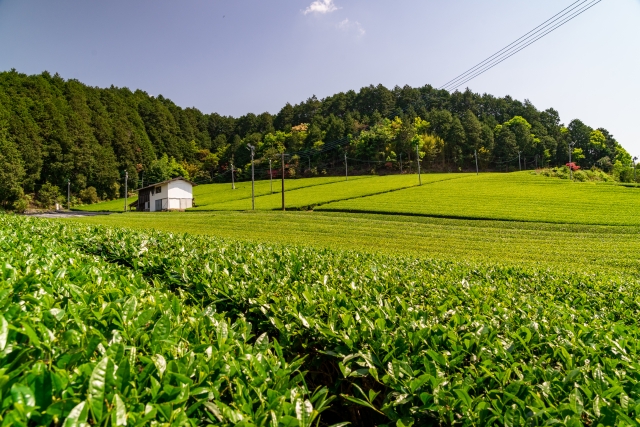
269,159 -> 273,193
399,153 -> 403,174
416,144 -> 422,185
281,153 -> 286,211
474,150 -> 479,176
535,155 -> 538,169
247,144 -> 255,210
231,162 -> 235,190
344,153 -> 348,181
518,152 -> 522,171
123,171 -> 128,212
67,179 -> 70,210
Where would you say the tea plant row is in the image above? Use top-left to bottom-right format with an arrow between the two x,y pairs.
0,215 -> 333,426
70,217 -> 640,426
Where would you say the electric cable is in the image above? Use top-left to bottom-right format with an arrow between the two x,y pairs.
440,0 -> 592,90
441,0 -> 603,91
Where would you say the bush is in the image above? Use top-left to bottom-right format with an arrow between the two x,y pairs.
573,170 -> 588,182
79,186 -> 99,204
37,182 -> 62,209
613,160 -> 635,183
12,193 -> 31,213
536,166 -> 613,182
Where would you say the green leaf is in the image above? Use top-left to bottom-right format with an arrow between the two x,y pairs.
21,322 -> 40,347
88,357 -> 109,422
593,395 -> 601,418
111,394 -> 127,426
504,405 -> 516,427
0,315 -> 8,351
295,398 -> 313,427
569,389 -> 584,415
122,296 -> 137,323
397,419 -> 414,427
49,308 -> 65,321
152,354 -> 167,378
11,384 -> 36,414
298,312 -> 310,328
254,332 -> 269,353
151,315 -> 171,345
62,401 -> 90,427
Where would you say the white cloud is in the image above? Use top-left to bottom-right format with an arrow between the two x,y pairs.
303,0 -> 340,15
337,18 -> 365,36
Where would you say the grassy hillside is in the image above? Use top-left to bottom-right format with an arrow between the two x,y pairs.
190,175 -> 371,210
203,173 -> 457,211
318,172 -> 640,226
74,175 -> 372,212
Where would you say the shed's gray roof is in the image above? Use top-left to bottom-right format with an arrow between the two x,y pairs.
137,177 -> 197,192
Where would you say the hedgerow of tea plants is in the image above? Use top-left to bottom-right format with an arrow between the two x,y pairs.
63,216 -> 640,426
0,215 -> 333,426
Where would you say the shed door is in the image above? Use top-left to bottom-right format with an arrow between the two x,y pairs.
180,199 -> 188,209
155,199 -> 162,211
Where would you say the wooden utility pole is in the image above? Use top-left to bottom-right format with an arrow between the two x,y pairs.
344,153 -> 348,181
123,171 -> 128,212
474,150 -> 479,176
281,153 -> 286,211
269,159 -> 273,193
416,145 -> 422,185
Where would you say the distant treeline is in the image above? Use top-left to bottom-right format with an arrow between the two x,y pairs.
0,69 -> 632,209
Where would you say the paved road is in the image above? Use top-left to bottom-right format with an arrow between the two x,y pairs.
27,211 -> 114,218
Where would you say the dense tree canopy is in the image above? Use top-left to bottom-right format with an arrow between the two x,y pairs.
0,69 -> 632,207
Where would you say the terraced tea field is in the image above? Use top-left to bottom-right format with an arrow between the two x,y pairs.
318,172 -> 640,226
205,174 -> 464,211
10,172 -> 640,426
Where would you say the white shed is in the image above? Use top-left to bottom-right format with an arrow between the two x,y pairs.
135,177 -> 196,212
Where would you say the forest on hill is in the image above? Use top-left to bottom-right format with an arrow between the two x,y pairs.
0,69 -> 633,209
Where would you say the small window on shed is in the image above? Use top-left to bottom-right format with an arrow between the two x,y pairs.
156,186 -> 161,194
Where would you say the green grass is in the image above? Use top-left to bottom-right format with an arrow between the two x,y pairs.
73,197 -> 137,212
67,210 -> 640,271
74,175 -> 371,212
318,172 -> 640,226
190,174 -> 373,209
204,173 -> 465,211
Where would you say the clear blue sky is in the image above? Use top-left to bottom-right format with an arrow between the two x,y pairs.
1,0 -> 638,156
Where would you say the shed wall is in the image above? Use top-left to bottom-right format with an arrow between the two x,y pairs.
168,181 -> 193,199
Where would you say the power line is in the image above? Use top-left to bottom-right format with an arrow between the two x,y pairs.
440,0 -> 603,92
444,0 -> 603,92
439,0 -> 589,90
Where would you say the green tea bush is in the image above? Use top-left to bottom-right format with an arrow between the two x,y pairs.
0,215 -> 333,426
71,218 -> 640,426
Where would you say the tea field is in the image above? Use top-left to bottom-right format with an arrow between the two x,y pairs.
3,214 -> 640,426
317,173 -> 640,226
202,174 -> 467,211
70,210 -> 640,271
